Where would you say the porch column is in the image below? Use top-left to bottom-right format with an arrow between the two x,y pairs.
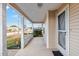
21,16 -> 24,49
41,23 -> 44,36
0,3 -> 8,56
32,23 -> 34,34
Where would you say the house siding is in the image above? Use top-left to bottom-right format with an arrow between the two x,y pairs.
69,3 -> 79,56
48,11 -> 57,49
44,10 -> 57,50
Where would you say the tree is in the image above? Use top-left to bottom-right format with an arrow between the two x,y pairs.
10,25 -> 17,27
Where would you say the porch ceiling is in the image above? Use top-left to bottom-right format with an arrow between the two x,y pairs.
16,3 -> 62,23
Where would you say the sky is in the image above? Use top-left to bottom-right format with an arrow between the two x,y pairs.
6,6 -> 20,27
6,6 -> 32,28
6,5 -> 42,28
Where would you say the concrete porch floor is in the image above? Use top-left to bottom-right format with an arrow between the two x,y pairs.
8,49 -> 19,56
8,37 -> 53,56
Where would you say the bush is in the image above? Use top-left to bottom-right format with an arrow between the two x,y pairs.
33,29 -> 43,37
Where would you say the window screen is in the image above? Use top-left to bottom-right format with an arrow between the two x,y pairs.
58,32 -> 66,49
58,11 -> 66,49
58,11 -> 65,30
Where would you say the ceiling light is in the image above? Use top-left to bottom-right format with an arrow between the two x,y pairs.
37,3 -> 43,8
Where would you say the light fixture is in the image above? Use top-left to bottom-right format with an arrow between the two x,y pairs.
37,3 -> 43,8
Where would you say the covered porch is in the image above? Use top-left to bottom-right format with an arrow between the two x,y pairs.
1,3 -> 79,56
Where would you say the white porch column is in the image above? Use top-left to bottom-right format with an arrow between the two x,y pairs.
32,23 -> 34,34
0,3 -> 8,56
41,23 -> 44,36
21,16 -> 24,49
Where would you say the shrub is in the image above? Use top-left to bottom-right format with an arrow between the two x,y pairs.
33,29 -> 43,37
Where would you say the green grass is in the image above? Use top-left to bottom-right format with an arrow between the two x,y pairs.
7,35 -> 21,49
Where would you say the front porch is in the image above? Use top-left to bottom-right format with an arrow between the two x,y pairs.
1,3 -> 79,56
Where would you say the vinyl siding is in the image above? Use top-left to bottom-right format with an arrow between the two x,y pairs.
48,11 -> 57,49
44,11 -> 57,49
69,4 -> 79,56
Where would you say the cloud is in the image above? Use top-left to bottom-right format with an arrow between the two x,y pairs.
6,6 -> 10,10
12,15 -> 18,17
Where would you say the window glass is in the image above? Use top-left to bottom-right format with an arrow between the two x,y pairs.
58,32 -> 66,49
6,6 -> 21,49
58,11 -> 65,30
58,11 -> 66,49
24,18 -> 33,36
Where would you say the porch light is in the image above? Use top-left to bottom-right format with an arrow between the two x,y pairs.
37,3 -> 43,8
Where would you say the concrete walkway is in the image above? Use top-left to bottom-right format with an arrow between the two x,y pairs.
15,37 -> 53,56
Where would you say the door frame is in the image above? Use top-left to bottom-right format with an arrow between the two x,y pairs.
56,4 -> 69,56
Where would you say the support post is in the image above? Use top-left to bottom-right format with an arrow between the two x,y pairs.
0,3 -> 8,56
21,16 -> 24,49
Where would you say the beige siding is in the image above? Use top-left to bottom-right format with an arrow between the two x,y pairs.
48,11 -> 57,49
44,10 -> 57,50
69,4 -> 79,56
56,4 -> 79,55
57,4 -> 67,13
44,3 -> 79,56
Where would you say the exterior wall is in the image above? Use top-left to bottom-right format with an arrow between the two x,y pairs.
0,3 -> 7,56
48,11 -> 57,49
69,4 -> 79,56
44,11 -> 57,50
56,3 -> 79,56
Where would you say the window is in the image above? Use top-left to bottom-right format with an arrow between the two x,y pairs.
6,5 -> 21,49
58,32 -> 66,49
24,17 -> 33,36
58,11 -> 66,49
58,11 -> 65,30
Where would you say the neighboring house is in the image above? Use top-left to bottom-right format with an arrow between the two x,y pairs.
24,27 -> 33,34
7,26 -> 19,32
